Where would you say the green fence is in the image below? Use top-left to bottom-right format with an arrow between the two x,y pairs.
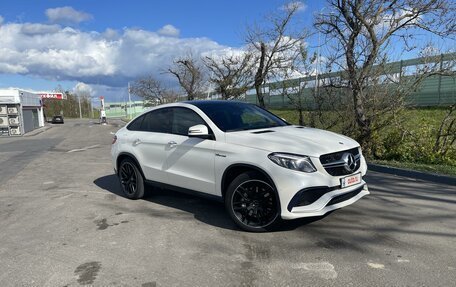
105,101 -> 147,119
106,53 -> 455,113
244,52 -> 456,108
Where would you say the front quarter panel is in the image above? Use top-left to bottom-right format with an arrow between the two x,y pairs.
214,140 -> 276,195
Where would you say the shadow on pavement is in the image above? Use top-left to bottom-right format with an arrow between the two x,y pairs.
94,174 -> 237,230
94,174 -> 124,197
93,174 -> 321,232
91,171 -> 456,256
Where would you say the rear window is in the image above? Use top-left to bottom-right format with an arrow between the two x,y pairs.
127,115 -> 144,131
140,108 -> 173,133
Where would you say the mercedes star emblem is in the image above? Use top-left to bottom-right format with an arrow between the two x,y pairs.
342,153 -> 357,172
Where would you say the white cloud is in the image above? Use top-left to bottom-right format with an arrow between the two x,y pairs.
0,21 -> 230,88
0,15 -> 4,25
158,24 -> 180,37
45,6 -> 93,24
280,1 -> 307,13
73,82 -> 94,96
369,7 -> 422,38
201,46 -> 248,60
21,23 -> 61,35
0,62 -> 28,74
102,28 -> 119,40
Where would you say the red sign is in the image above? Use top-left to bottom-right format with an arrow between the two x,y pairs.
38,93 -> 64,100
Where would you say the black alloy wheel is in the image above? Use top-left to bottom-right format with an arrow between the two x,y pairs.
119,158 -> 144,199
226,171 -> 280,232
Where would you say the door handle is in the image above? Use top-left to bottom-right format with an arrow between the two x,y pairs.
133,139 -> 142,146
168,141 -> 177,148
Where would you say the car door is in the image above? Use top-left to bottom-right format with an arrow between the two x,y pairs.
131,108 -> 173,184
163,107 -> 217,195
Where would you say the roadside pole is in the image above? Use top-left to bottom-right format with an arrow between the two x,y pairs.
78,93 -> 82,119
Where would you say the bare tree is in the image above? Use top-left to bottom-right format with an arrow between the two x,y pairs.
315,0 -> 455,152
168,54 -> 205,100
278,79 -> 308,125
246,1 -> 308,107
130,76 -> 171,106
275,47 -> 314,125
203,52 -> 254,100
434,105 -> 456,156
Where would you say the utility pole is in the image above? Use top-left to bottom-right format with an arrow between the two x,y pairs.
315,7 -> 326,98
315,30 -> 320,97
78,93 -> 82,119
128,82 -> 132,119
90,97 -> 94,119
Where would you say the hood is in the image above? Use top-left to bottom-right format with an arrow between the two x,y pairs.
224,125 -> 359,157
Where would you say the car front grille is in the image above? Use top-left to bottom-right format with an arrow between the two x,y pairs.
320,147 -> 361,176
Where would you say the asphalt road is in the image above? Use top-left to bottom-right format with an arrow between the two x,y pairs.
0,119 -> 455,287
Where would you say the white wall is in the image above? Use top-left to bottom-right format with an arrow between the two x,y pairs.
0,89 -> 20,104
0,89 -> 45,133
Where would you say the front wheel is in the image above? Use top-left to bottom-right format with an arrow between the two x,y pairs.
118,158 -> 145,199
225,171 -> 281,232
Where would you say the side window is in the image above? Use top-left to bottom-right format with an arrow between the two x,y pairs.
140,108 -> 173,133
127,115 -> 145,131
172,108 -> 206,136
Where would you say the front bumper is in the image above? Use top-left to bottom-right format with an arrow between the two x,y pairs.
269,153 -> 369,220
281,183 -> 369,219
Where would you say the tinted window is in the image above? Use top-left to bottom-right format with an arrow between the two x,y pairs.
194,102 -> 288,132
140,108 -> 173,133
172,108 -> 206,136
127,115 -> 145,131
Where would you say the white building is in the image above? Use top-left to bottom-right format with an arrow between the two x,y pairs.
0,89 -> 45,136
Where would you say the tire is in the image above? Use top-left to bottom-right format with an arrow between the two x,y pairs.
118,158 -> 145,199
225,171 -> 281,232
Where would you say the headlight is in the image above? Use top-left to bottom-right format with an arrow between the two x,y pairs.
268,153 -> 316,173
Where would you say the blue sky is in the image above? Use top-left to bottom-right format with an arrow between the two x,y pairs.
0,1 -> 452,102
0,0 -> 321,46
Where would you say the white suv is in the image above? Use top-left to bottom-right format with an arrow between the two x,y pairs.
111,101 -> 369,232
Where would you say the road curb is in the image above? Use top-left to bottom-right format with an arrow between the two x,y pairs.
368,163 -> 456,186
23,125 -> 52,137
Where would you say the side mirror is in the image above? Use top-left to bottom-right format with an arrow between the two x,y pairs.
188,124 -> 211,139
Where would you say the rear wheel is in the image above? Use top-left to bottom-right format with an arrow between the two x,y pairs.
118,158 -> 144,199
225,171 -> 281,232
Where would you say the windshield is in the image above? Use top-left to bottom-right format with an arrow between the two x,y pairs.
194,101 -> 289,132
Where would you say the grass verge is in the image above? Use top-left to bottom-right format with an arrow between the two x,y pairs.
369,159 -> 456,177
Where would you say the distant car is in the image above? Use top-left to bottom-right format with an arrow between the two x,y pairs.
51,115 -> 64,124
111,101 -> 369,232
